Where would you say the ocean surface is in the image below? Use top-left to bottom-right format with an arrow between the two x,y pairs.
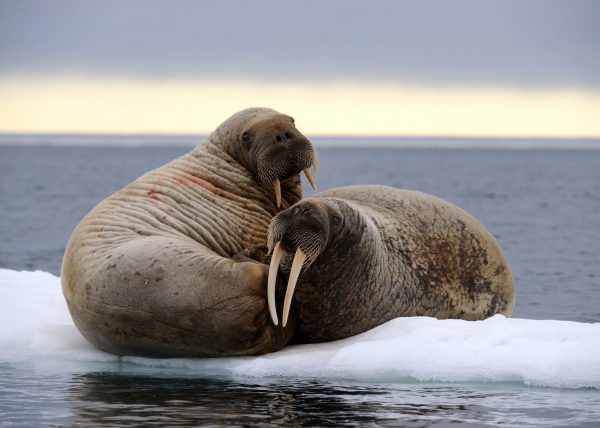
1,137 -> 599,427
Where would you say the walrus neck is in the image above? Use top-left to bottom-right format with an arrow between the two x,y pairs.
203,129 -> 252,170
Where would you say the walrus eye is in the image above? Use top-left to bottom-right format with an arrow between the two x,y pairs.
332,215 -> 341,227
242,132 -> 252,146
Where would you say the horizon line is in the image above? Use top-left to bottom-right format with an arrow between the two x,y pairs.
1,131 -> 600,141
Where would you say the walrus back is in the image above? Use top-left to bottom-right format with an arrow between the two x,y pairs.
317,185 -> 515,320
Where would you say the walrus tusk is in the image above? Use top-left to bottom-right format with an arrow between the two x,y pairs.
267,241 -> 284,326
282,247 -> 306,327
274,179 -> 282,208
303,167 -> 317,192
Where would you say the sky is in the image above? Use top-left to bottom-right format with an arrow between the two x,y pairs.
0,0 -> 599,137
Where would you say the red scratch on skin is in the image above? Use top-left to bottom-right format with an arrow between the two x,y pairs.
177,173 -> 238,200
147,189 -> 167,203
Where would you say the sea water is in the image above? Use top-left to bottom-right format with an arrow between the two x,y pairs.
0,140 -> 599,426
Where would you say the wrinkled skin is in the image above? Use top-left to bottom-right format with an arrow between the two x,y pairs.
268,185 -> 515,343
61,107 -> 316,357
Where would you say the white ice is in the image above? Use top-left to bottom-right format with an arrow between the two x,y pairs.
1,268 -> 599,389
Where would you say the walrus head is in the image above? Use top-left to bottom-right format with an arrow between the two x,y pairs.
266,199 -> 345,326
217,107 -> 318,208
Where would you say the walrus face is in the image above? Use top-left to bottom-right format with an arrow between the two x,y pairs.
266,199 -> 344,326
241,114 -> 317,207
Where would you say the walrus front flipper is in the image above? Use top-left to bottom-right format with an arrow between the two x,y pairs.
232,245 -> 270,264
62,236 -> 295,357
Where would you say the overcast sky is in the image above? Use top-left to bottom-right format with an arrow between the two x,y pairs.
1,0 -> 599,136
1,0 -> 599,88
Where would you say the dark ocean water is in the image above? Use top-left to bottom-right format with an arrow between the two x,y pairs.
1,145 -> 599,321
1,142 -> 600,426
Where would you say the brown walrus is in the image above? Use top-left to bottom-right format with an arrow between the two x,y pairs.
61,107 -> 318,357
267,185 -> 515,343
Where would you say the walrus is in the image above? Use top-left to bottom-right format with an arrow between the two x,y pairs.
61,107 -> 318,357
266,185 -> 515,342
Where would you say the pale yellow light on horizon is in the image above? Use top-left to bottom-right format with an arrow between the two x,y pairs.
1,77 -> 599,138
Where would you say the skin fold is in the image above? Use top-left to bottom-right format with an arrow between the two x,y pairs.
61,107 -> 316,357
267,185 -> 515,343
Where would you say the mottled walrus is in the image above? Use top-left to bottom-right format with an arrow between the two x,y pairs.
267,185 -> 515,342
61,107 -> 318,357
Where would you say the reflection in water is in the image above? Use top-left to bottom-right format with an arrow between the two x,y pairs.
59,372 -> 599,427
2,366 -> 600,426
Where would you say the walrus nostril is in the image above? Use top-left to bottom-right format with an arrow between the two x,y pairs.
284,132 -> 292,139
276,135 -> 283,143
291,205 -> 311,217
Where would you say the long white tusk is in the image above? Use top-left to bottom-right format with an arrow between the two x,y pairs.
282,248 -> 306,327
267,241 -> 284,326
274,179 -> 282,208
303,167 -> 317,192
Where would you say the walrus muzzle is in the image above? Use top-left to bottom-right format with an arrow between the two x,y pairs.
247,116 -> 318,208
266,201 -> 331,326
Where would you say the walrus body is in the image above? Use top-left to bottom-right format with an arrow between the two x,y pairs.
61,108 -> 317,357
267,185 -> 515,343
